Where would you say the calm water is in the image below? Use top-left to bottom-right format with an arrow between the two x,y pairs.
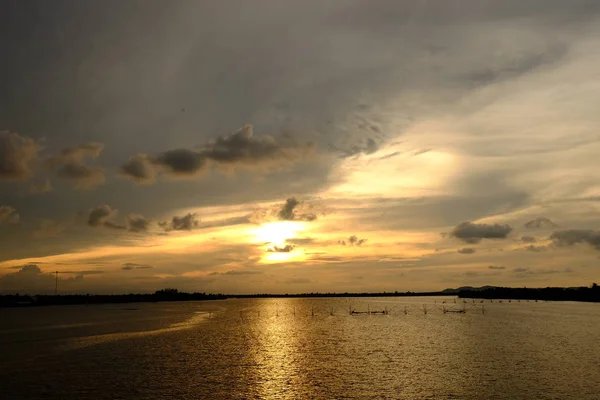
1,297 -> 599,399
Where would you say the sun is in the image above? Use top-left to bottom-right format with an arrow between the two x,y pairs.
247,221 -> 307,263
248,221 -> 305,247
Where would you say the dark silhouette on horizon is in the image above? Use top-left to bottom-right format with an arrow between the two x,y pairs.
458,283 -> 599,303
1,284 -> 598,307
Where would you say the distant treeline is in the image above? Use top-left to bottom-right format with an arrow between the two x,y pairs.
3,285 -> 599,307
459,284 -> 600,303
0,289 -> 226,307
1,289 -> 448,307
228,291 -> 446,299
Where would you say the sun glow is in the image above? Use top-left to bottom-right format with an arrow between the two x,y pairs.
248,221 -> 306,247
248,221 -> 307,263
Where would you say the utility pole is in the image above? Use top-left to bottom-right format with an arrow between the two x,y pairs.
55,271 -> 58,295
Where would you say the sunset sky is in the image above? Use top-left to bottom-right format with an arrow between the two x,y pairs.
2,1 -> 600,294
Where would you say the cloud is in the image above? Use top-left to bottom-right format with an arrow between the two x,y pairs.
209,270 -> 263,276
284,277 -> 313,284
200,124 -> 313,169
267,244 -> 296,253
524,245 -> 546,252
119,154 -> 156,184
46,142 -> 106,189
0,264 -> 103,292
0,131 -> 42,181
276,197 -> 319,221
0,206 -> 19,224
153,149 -> 206,176
87,205 -> 126,230
0,265 -> 51,293
120,125 -> 313,181
341,138 -> 379,157
28,179 -> 53,194
126,214 -> 151,233
524,217 -> 558,229
488,265 -> 506,270
32,218 -> 69,238
449,222 -> 513,244
521,235 -> 537,243
250,197 -> 326,224
549,229 -> 600,250
457,248 -> 476,254
55,163 -> 105,189
514,267 -> 572,275
122,263 -> 154,271
339,235 -> 367,246
278,197 -> 300,220
287,237 -> 315,245
159,213 -> 199,231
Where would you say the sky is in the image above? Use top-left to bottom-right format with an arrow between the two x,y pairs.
1,0 -> 600,294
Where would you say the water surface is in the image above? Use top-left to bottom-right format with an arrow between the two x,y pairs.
1,297 -> 599,399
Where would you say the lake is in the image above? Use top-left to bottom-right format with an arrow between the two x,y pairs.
1,297 -> 599,399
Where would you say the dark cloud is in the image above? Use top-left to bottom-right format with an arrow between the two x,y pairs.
249,197 -> 327,224
524,217 -> 558,229
46,142 -> 106,189
0,131 -> 41,181
199,215 -> 251,230
300,213 -> 318,222
120,125 -> 313,181
275,197 -> 320,222
339,138 -> 379,158
339,235 -> 367,246
119,154 -> 156,184
103,221 -> 127,230
48,143 -> 104,163
33,218 -> 69,238
287,237 -> 315,245
0,264 -> 51,293
122,263 -> 154,271
70,270 -> 105,276
209,270 -> 263,276
0,264 -> 101,293
159,213 -> 199,231
153,148 -> 207,176
549,229 -> 600,250
28,179 -> 52,194
267,244 -> 296,253
488,265 -> 506,270
449,222 -> 513,244
88,205 -> 115,227
457,248 -> 476,254
413,148 -> 433,156
378,151 -> 402,160
201,124 -> 313,168
284,277 -> 313,284
524,245 -> 546,252
278,197 -> 300,221
0,205 -> 19,224
514,267 -> 572,275
87,205 -> 125,230
55,163 -> 105,189
521,235 -> 537,243
126,214 -> 151,233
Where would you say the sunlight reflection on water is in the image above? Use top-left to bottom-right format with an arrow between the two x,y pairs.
61,311 -> 212,351
1,298 -> 599,399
